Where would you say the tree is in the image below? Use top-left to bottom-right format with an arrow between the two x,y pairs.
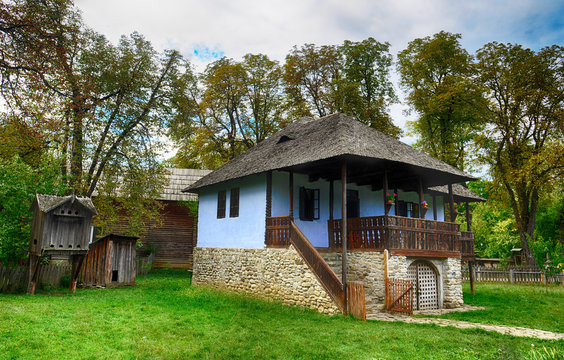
0,0 -> 187,241
397,31 -> 487,169
476,42 -> 564,265
241,53 -> 287,143
170,54 -> 287,169
0,0 -> 182,197
283,44 -> 341,118
0,155 -> 68,264
340,38 -> 399,137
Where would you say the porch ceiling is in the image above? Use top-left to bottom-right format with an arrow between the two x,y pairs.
283,154 -> 471,190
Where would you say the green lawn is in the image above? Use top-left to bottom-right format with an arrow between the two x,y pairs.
0,270 -> 562,360
423,282 -> 564,333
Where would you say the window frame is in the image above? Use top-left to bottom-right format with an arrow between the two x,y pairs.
299,187 -> 320,221
217,190 -> 226,219
229,188 -> 240,218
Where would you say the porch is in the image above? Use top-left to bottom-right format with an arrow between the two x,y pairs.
266,215 -> 475,259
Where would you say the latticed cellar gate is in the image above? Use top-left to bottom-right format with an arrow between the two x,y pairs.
407,261 -> 439,310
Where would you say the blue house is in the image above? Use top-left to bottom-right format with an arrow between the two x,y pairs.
185,113 -> 482,316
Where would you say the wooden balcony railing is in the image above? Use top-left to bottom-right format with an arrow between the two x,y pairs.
265,216 -> 291,246
460,231 -> 475,260
266,215 -> 473,258
328,215 -> 463,257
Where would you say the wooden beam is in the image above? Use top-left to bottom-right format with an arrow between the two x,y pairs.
341,160 -> 348,312
289,171 -> 294,219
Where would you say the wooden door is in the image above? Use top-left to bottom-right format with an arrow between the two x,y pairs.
407,261 -> 439,310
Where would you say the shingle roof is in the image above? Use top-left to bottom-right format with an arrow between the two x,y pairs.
34,194 -> 97,214
428,184 -> 486,202
159,168 -> 212,201
185,113 -> 475,192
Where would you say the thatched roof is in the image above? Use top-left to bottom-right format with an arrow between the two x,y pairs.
33,194 -> 97,214
428,184 -> 486,203
185,113 -> 476,193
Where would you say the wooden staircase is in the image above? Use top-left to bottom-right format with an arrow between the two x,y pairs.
288,220 -> 365,320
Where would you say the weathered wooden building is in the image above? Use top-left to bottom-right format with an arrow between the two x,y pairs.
79,234 -> 138,287
28,194 -> 97,293
108,168 -> 210,269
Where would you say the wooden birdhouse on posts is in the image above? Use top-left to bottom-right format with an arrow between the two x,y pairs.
28,194 -> 97,294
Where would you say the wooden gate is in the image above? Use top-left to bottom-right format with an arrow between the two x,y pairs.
385,278 -> 413,314
407,261 -> 439,310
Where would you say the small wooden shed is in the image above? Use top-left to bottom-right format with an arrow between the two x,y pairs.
79,234 -> 138,287
28,194 -> 97,294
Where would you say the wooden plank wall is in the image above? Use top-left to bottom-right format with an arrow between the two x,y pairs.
79,239 -> 109,287
110,200 -> 196,269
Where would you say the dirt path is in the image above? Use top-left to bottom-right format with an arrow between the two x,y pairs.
367,312 -> 564,340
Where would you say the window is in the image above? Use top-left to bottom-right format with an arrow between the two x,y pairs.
398,200 -> 419,218
347,190 -> 360,218
230,188 -> 240,218
217,190 -> 226,219
299,187 -> 320,221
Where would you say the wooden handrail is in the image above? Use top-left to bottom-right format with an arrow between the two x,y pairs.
288,220 -> 346,313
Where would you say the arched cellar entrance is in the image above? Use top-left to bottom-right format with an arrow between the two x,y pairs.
407,260 -> 439,310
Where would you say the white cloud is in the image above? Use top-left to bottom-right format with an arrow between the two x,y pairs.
76,0 -> 562,147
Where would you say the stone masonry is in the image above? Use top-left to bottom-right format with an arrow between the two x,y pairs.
443,257 -> 463,308
194,246 -> 463,316
192,246 -> 341,314
321,251 -> 463,313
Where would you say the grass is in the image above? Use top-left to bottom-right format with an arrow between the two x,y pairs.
422,282 -> 564,333
0,270 -> 561,359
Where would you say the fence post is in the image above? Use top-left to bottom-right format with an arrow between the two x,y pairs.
510,269 -> 515,283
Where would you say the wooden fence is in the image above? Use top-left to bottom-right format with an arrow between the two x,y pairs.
0,263 -> 71,292
1,255 -> 155,293
462,266 -> 563,284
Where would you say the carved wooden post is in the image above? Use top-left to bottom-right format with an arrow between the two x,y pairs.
418,177 -> 425,219
468,261 -> 475,295
289,171 -> 294,219
465,201 -> 471,231
329,180 -> 334,221
432,195 -> 438,220
341,160 -> 348,313
448,184 -> 455,222
383,170 -> 389,215
328,180 -> 334,247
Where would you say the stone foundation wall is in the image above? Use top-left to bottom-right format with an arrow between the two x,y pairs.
192,246 -> 341,314
194,246 -> 464,315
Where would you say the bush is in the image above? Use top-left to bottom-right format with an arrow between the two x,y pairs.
60,273 -> 71,288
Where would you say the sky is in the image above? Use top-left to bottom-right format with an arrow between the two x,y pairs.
75,0 -> 564,151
